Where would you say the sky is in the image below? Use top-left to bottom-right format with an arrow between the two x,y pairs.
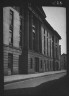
42,7 -> 66,55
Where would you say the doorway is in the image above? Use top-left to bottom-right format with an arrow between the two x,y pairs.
35,57 -> 39,72
19,55 -> 22,74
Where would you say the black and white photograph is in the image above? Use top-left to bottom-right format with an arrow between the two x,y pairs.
3,0 -> 69,96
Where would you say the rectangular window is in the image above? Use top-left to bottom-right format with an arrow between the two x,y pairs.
50,61 -> 51,70
39,22 -> 42,53
50,40 -> 51,57
52,36 -> 53,41
44,60 -> 46,71
41,60 -> 42,68
52,42 -> 53,57
44,29 -> 45,34
47,60 -> 49,71
51,61 -> 52,70
19,16 -> 22,47
55,38 -> 57,43
44,36 -> 45,54
9,10 -> 14,46
47,38 -> 48,56
56,48 -> 57,58
30,58 -> 33,69
35,57 -> 39,72
8,53 -> 13,71
47,31 -> 48,37
56,47 -> 58,58
32,16 -> 36,50
9,10 -> 13,30
45,60 -> 47,71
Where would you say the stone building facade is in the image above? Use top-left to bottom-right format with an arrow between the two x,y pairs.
3,7 -> 22,75
3,3 -> 61,75
60,53 -> 67,70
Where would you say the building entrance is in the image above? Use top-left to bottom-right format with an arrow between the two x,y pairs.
35,57 -> 39,72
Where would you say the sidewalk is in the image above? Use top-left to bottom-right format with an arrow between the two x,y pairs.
4,75 -> 69,96
4,70 -> 66,83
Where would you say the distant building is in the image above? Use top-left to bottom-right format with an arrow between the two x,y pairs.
61,53 -> 67,70
59,45 -> 61,70
3,2 -> 61,76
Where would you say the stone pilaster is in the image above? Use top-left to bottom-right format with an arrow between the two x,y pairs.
36,20 -> 39,52
29,12 -> 33,50
24,9 -> 29,50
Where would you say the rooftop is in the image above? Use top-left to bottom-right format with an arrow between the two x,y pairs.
43,12 -> 61,39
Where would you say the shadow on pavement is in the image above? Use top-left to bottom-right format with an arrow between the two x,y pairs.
4,75 -> 69,96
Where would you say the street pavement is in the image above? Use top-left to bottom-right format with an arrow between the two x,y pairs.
4,70 -> 66,90
4,75 -> 69,96
4,70 -> 66,83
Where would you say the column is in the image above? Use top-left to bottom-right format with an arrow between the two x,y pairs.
29,12 -> 33,50
47,37 -> 48,56
48,39 -> 49,57
24,9 -> 29,50
39,22 -> 42,53
36,19 -> 39,52
51,40 -> 52,58
41,26 -> 44,54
